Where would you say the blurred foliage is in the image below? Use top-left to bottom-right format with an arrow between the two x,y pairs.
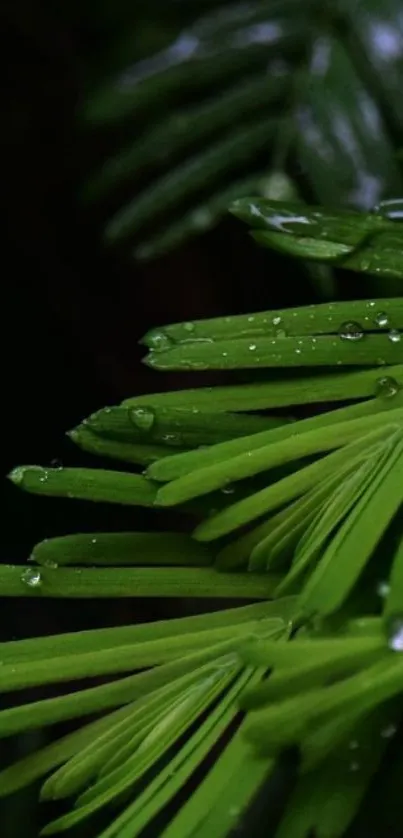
75,0 -> 403,265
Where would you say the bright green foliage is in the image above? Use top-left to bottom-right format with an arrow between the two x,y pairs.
2,195 -> 403,837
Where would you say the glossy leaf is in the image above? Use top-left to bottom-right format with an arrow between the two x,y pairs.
8,466 -> 157,506
149,391 -> 403,483
0,564 -> 281,599
298,431 -> 403,619
32,531 -> 213,567
82,403 -> 286,447
155,411 -> 401,507
193,427 -> 393,541
125,364 -> 403,412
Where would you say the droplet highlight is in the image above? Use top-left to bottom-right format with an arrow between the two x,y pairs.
130,407 -> 155,431
388,329 -> 401,344
21,568 -> 42,589
146,331 -> 173,352
339,321 -> 364,341
374,312 -> 389,328
375,376 -> 400,399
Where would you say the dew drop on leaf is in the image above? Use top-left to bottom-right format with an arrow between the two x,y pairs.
249,344 -> 257,351
374,312 -> 389,328
276,329 -> 287,338
21,568 -> 42,589
339,321 -> 364,341
221,484 -> 235,495
375,376 -> 400,399
272,316 -> 282,326
183,322 -> 195,333
388,329 -> 401,344
147,331 -> 173,352
131,407 -> 155,431
387,618 -> 403,652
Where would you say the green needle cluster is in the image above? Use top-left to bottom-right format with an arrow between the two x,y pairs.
2,257 -> 403,836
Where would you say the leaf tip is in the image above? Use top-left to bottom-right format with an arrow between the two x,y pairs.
8,466 -> 25,485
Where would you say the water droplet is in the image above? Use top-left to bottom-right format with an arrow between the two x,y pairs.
147,331 -> 173,352
247,316 -> 255,323
272,316 -> 282,326
50,458 -> 63,469
295,348 -> 302,355
183,322 -> 195,333
221,484 -> 235,495
339,321 -> 364,341
375,376 -> 400,399
39,471 -> 49,484
43,559 -> 58,568
349,740 -> 359,750
381,724 -> 397,739
374,312 -> 389,328
388,329 -> 401,344
388,618 -> 403,652
275,329 -> 287,338
91,538 -> 97,544
130,407 -> 155,431
376,580 -> 390,598
249,344 -> 257,351
21,568 -> 42,588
